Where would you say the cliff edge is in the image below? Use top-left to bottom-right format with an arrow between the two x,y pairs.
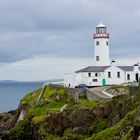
1,84 -> 140,140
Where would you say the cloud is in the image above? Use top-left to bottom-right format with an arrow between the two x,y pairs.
0,0 -> 139,63
0,57 -> 93,81
0,0 -> 139,80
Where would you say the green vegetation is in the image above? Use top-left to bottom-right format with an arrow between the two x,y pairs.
87,110 -> 136,140
10,118 -> 33,140
120,127 -> 133,140
45,134 -> 60,140
62,128 -> 88,140
92,118 -> 108,133
21,88 -> 41,106
71,99 -> 101,109
108,85 -> 130,90
21,84 -> 69,117
32,115 -> 46,123
9,84 -> 140,140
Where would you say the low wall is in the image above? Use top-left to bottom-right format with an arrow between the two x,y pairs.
48,84 -> 64,89
49,84 -> 104,101
129,86 -> 139,94
49,84 -> 86,101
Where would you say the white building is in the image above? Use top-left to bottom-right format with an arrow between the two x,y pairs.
64,22 -> 140,87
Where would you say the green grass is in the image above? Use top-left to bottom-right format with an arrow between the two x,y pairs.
62,128 -> 88,140
20,85 -> 67,105
42,85 -> 67,98
45,134 -> 60,140
20,88 -> 41,106
20,85 -> 69,117
108,85 -> 130,90
32,115 -> 46,123
92,118 -> 108,133
28,101 -> 66,117
120,127 -> 133,140
71,99 -> 101,109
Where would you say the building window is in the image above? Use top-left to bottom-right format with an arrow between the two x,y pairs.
96,41 -> 99,46
95,73 -> 98,77
117,72 -> 120,78
88,73 -> 91,77
127,74 -> 130,80
108,72 -> 111,78
106,41 -> 108,46
96,56 -> 99,61
93,79 -> 98,82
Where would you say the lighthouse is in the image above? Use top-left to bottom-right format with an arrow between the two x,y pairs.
64,22 -> 140,88
93,22 -> 110,66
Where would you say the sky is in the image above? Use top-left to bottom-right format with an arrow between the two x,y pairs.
0,0 -> 139,81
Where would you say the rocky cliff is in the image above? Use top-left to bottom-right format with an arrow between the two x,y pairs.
1,84 -> 140,140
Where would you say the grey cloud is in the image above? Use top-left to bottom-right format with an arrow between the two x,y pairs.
0,0 -> 139,62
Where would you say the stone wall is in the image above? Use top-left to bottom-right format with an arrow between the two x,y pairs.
49,84 -> 86,102
49,84 -> 103,101
129,86 -> 139,94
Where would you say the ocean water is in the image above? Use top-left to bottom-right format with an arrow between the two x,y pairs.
0,82 -> 43,112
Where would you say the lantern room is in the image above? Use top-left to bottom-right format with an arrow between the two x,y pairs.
94,21 -> 109,39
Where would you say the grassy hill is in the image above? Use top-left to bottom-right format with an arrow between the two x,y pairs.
1,84 -> 140,140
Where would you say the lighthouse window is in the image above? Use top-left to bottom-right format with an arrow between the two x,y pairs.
108,72 -> 111,78
96,41 -> 99,46
106,41 -> 108,46
117,72 -> 120,78
96,28 -> 99,33
96,56 -> 100,61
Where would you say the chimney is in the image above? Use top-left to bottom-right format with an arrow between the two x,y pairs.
111,59 -> 116,66
134,63 -> 139,72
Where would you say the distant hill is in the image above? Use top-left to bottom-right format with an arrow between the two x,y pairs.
0,80 -> 18,83
0,79 -> 64,84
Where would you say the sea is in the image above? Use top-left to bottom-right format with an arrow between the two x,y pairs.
0,80 -> 61,112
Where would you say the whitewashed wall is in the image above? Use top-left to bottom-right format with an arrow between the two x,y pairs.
75,72 -> 104,86
104,66 -> 125,85
94,38 -> 110,66
64,73 -> 76,88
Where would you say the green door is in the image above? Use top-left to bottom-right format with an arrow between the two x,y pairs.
102,79 -> 106,86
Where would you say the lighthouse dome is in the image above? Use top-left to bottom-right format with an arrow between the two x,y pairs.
96,21 -> 106,28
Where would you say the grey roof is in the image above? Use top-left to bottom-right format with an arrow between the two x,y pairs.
76,66 -> 110,73
117,66 -> 134,71
76,65 -> 140,73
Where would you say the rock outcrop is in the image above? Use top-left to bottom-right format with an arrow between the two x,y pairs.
0,110 -> 16,138
133,105 -> 140,140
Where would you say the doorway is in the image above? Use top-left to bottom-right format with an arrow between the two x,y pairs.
102,79 -> 106,86
135,73 -> 139,82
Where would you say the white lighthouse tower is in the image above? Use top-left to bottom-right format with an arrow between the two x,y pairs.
93,22 -> 110,66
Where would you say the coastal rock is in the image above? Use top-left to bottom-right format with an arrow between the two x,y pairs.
0,111 -> 16,138
133,105 -> 140,140
105,95 -> 132,127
